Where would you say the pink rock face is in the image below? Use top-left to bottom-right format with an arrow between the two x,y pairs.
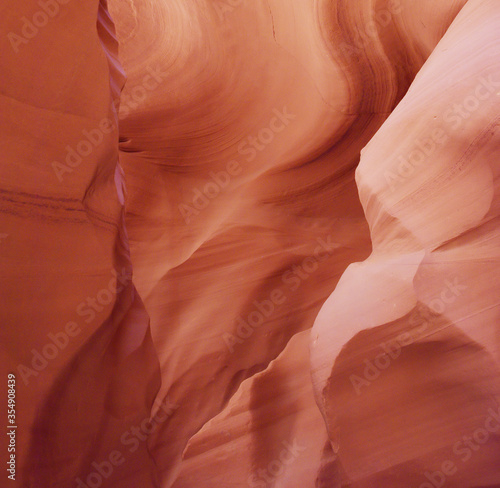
1,0 -> 499,486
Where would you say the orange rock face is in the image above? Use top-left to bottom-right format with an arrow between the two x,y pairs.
1,0 -> 499,486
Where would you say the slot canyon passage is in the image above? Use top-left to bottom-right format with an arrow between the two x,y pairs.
1,0 -> 500,486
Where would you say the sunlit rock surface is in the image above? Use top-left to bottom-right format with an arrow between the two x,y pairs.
1,0 -> 499,486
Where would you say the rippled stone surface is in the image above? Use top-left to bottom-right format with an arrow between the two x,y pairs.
2,0 -> 499,486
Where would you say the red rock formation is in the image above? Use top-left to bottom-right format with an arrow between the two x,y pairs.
1,1 -> 160,486
311,0 -> 500,485
1,0 -> 499,486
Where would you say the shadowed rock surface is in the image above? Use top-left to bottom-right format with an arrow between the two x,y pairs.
1,0 -> 499,486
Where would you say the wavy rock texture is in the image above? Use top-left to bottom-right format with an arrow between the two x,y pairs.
1,0 -> 499,486
311,0 -> 500,486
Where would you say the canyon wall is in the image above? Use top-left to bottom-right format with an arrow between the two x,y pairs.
1,0 -> 499,486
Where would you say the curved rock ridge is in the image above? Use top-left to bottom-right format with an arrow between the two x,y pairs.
172,331 -> 330,488
1,0 -> 499,486
311,0 -> 500,485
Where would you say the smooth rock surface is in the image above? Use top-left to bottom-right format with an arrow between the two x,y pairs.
1,0 -> 499,486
